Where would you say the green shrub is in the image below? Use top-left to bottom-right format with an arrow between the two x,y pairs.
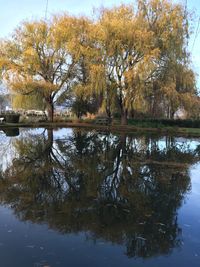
128,119 -> 200,128
5,114 -> 20,123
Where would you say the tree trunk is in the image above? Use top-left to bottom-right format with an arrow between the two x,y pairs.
170,109 -> 175,120
118,88 -> 128,125
47,128 -> 53,147
105,87 -> 112,119
121,108 -> 128,125
46,97 -> 54,122
106,103 -> 112,119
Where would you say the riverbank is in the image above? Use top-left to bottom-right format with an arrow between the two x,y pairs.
0,121 -> 200,137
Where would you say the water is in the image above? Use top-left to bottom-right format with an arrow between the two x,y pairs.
0,127 -> 199,267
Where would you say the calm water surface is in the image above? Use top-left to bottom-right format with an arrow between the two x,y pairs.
0,127 -> 199,267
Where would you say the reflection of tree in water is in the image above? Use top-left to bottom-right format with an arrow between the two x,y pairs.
0,129 -> 199,259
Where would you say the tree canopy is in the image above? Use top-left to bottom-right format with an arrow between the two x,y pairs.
0,18 -> 77,120
0,0 -> 198,122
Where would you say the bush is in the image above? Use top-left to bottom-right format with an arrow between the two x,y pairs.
5,114 -> 20,123
128,119 -> 200,128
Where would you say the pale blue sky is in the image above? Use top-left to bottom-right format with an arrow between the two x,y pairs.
0,0 -> 199,88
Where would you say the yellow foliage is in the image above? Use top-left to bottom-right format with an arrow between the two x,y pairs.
0,0 -> 196,120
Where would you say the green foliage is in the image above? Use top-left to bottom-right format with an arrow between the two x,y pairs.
72,95 -> 99,119
12,92 -> 45,110
128,119 -> 200,128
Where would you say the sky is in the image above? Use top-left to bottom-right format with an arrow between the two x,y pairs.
0,0 -> 200,88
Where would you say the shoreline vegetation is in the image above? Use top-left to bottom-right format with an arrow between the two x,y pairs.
0,121 -> 200,137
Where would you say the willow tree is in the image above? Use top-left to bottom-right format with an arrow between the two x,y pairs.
88,4 -> 161,124
90,1 -> 195,124
0,18 -> 76,121
12,92 -> 46,111
138,0 -> 197,118
57,15 -> 103,117
157,63 -> 197,119
147,61 -> 197,119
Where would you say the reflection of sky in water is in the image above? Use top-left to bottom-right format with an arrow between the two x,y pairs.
159,137 -> 200,150
53,128 -> 73,139
0,129 -> 199,173
0,132 -> 19,172
0,128 -> 47,171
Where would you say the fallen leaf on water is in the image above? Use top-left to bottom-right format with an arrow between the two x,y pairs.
156,223 -> 165,226
26,245 -> 35,249
184,224 -> 191,227
123,209 -> 130,213
136,236 -> 146,241
98,242 -> 105,245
